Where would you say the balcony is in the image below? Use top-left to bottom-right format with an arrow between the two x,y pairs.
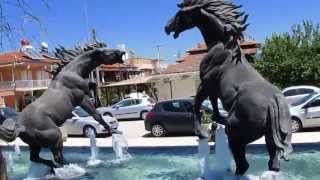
0,80 -> 51,92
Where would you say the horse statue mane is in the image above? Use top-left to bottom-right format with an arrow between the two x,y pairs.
178,0 -> 249,39
168,0 -> 250,60
49,41 -> 108,78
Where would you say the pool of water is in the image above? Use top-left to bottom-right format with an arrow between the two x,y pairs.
4,145 -> 320,180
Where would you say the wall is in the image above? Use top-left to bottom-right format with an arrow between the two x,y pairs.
155,77 -> 200,101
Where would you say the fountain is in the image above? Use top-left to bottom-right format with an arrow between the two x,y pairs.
86,128 -> 102,167
198,125 -> 284,180
7,152 -> 13,173
111,133 -> 132,164
14,143 -> 21,157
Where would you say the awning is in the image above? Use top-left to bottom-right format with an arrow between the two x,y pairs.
104,76 -> 154,87
104,72 -> 199,87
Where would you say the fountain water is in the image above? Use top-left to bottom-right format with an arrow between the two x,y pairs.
6,143 -> 21,173
111,133 -> 132,163
7,152 -> 13,173
14,142 -> 21,157
86,128 -> 102,167
198,124 -> 284,180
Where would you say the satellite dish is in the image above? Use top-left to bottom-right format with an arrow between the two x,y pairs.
41,42 -> 49,49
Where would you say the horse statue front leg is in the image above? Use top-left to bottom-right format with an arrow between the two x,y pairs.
194,83 -> 209,139
80,96 -> 122,135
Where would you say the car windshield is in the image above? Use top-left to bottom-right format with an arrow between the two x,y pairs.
73,107 -> 90,117
291,92 -> 317,106
1,108 -> 18,118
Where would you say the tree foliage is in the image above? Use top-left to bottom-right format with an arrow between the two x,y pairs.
254,21 -> 320,89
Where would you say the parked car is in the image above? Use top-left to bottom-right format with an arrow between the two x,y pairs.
282,85 -> 320,105
0,107 -> 18,124
97,97 -> 155,120
290,92 -> 320,132
145,98 -> 214,137
202,99 -> 228,117
61,106 -> 119,137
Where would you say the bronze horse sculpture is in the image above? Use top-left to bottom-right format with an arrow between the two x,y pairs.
166,0 -> 292,175
0,147 -> 7,180
0,42 -> 124,172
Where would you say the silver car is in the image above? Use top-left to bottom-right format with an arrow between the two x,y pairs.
290,92 -> 320,132
282,85 -> 320,105
61,107 -> 119,137
97,98 -> 155,120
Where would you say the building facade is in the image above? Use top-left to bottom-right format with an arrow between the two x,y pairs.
0,51 -> 57,110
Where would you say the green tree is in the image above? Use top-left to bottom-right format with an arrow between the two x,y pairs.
255,20 -> 320,89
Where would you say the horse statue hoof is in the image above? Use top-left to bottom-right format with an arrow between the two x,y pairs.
111,129 -> 123,135
195,128 -> 209,139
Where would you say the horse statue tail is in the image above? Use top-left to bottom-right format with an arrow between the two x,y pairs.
0,118 -> 24,142
268,93 -> 293,160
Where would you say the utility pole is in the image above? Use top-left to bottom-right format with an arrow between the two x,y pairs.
156,44 -> 163,74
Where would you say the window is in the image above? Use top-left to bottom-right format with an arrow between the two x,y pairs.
308,97 -> 320,108
73,107 -> 89,117
162,101 -> 185,112
283,89 -> 297,96
297,88 -> 314,95
183,101 -> 194,113
118,100 -> 133,107
133,99 -> 142,105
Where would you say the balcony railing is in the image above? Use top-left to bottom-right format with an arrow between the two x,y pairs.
0,81 -> 14,91
0,80 -> 51,91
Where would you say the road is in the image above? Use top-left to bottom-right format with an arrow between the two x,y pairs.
118,120 -> 150,139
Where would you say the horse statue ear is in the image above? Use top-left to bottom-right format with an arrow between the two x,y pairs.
177,3 -> 184,8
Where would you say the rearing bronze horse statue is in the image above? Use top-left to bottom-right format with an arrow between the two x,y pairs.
166,0 -> 292,175
0,42 -> 124,172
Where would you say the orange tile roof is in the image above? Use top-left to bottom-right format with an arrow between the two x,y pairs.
0,51 -> 58,65
164,40 -> 260,74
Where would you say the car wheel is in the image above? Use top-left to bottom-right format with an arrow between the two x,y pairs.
83,126 -> 97,137
291,118 -> 302,133
151,124 -> 166,137
140,111 -> 148,120
103,112 -> 113,117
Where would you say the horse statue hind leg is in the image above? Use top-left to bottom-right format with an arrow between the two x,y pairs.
20,125 -> 66,172
265,93 -> 292,171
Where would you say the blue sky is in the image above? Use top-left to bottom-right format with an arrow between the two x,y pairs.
4,0 -> 320,62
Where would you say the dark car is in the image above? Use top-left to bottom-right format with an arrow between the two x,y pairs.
0,107 -> 19,124
144,98 -> 212,137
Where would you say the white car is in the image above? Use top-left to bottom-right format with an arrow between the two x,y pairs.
282,85 -> 320,105
97,98 -> 155,120
61,107 -> 119,137
290,92 -> 320,132
202,99 -> 228,117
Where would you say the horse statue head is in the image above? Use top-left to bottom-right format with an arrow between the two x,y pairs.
51,41 -> 125,78
166,0 -> 249,49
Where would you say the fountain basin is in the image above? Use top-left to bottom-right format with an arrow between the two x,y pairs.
3,144 -> 320,180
